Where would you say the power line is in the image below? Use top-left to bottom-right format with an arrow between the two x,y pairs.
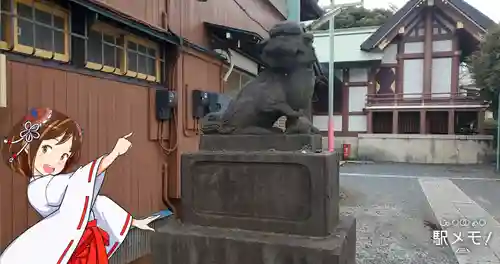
232,0 -> 269,32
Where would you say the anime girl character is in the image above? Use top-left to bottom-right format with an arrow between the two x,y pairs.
0,107 -> 159,263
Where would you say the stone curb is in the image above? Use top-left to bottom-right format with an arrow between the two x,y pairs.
344,160 -> 375,164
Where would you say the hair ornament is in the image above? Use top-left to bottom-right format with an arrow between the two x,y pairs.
3,120 -> 41,163
31,108 -> 38,118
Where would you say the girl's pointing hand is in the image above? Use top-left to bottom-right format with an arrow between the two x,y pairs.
111,132 -> 133,156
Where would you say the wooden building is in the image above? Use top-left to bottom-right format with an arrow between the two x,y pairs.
0,0 -> 323,262
312,0 -> 494,136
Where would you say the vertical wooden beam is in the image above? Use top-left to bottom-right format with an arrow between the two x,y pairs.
396,40 -> 405,98
420,109 -> 427,134
450,33 -> 460,99
368,66 -> 377,95
367,67 -> 376,134
342,69 -> 350,134
287,0 -> 300,22
423,8 -> 433,96
448,109 -> 455,134
477,110 -> 485,134
393,110 -> 399,134
367,111 -> 373,133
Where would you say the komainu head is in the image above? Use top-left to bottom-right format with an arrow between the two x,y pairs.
260,21 -> 316,70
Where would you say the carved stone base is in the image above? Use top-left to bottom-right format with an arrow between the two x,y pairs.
180,150 -> 339,236
151,216 -> 356,264
199,134 -> 323,152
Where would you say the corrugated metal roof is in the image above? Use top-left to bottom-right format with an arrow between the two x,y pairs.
312,26 -> 383,63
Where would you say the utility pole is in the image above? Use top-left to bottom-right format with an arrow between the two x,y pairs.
327,0 -> 336,152
306,0 -> 364,152
497,92 -> 500,172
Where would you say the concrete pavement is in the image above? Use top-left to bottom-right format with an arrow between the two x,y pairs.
339,163 -> 500,264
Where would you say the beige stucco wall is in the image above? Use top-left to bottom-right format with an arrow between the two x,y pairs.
354,134 -> 494,164
325,134 -> 494,164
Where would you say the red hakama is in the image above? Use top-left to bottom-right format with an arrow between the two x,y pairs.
68,220 -> 110,264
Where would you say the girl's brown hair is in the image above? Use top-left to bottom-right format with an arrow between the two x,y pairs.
1,108 -> 83,177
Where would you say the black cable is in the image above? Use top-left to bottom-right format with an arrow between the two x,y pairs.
232,0 -> 269,32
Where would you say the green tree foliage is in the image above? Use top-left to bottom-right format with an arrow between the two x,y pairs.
318,7 -> 394,30
469,24 -> 500,119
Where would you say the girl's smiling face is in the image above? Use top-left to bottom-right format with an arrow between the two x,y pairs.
2,108 -> 83,178
32,134 -> 73,176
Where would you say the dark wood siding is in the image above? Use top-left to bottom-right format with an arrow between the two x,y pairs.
92,0 -> 284,43
167,49 -> 224,198
168,0 -> 283,46
0,0 -> 286,254
95,0 -> 167,28
0,60 -> 166,250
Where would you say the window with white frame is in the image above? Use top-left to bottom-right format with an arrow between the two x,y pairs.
222,66 -> 254,97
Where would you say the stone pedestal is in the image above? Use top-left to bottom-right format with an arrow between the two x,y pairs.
152,216 -> 356,264
180,150 -> 338,236
152,135 -> 356,264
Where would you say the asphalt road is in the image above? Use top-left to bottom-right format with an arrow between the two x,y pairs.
339,163 -> 500,264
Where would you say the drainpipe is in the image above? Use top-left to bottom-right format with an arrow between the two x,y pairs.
288,0 -> 316,121
287,0 -> 301,22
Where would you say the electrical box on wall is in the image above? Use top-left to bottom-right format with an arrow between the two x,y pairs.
192,89 -> 210,118
155,89 -> 177,120
192,90 -> 232,118
0,53 -> 6,108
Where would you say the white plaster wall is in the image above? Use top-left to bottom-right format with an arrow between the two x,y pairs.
348,115 -> 367,132
432,40 -> 452,52
313,115 -> 342,131
403,59 -> 423,98
417,28 -> 424,37
382,44 -> 398,64
404,42 -> 424,53
216,49 -> 258,75
431,58 -> 452,97
349,68 -> 368,82
348,86 -> 367,112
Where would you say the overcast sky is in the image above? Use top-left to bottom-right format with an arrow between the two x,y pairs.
317,0 -> 499,22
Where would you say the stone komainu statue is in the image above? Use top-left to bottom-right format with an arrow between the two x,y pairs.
201,21 -> 320,135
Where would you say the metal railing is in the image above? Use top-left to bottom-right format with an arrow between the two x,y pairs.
366,92 -> 484,107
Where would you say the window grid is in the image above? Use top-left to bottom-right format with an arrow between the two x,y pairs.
222,66 -> 255,97
0,0 -> 165,83
85,23 -> 163,83
86,27 -> 126,74
3,0 -> 70,61
124,37 -> 160,82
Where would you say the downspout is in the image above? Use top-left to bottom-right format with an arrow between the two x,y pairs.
159,0 -> 184,212
289,0 -> 315,120
287,0 -> 301,21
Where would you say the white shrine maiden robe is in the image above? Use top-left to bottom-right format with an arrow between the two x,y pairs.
0,156 -> 132,264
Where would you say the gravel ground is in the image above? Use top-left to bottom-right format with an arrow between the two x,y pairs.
339,165 -> 462,264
